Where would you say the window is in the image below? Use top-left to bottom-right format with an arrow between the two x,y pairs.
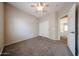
64,23 -> 68,31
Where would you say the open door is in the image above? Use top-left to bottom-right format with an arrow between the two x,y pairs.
68,4 -> 77,56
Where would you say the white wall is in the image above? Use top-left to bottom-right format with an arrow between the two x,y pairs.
67,4 -> 76,55
49,12 -> 58,40
5,3 -> 39,46
0,3 -> 4,55
39,12 -> 58,40
39,17 -> 49,38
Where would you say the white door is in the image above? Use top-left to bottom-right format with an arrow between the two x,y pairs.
68,4 -> 76,56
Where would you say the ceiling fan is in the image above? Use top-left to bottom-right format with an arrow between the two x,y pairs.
31,2 -> 49,11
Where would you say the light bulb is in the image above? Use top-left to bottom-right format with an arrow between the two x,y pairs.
36,6 -> 43,11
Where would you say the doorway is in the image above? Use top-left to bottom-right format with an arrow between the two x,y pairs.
58,15 -> 68,44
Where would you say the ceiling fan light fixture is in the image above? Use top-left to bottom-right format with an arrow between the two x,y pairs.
36,5 -> 44,11
31,2 -> 48,11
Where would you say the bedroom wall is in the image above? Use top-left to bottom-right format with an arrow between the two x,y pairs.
0,3 -> 4,55
39,16 -> 49,38
5,3 -> 39,46
39,12 -> 58,40
49,12 -> 58,40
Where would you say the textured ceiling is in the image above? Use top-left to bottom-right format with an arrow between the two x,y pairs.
8,2 -> 74,18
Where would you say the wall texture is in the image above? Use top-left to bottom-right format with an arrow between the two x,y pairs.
5,3 -> 39,46
0,3 -> 4,55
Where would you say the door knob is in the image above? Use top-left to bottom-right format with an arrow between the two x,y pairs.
70,32 -> 75,33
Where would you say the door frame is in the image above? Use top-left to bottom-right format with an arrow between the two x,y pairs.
75,5 -> 78,56
58,13 -> 68,40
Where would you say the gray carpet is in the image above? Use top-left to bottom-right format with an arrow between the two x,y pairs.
2,36 -> 73,56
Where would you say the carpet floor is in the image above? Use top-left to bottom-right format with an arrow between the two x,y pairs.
2,36 -> 73,56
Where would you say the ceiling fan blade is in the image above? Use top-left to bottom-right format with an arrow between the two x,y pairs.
43,3 -> 49,7
40,2 -> 43,6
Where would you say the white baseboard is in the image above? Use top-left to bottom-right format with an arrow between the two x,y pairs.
5,35 -> 39,46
